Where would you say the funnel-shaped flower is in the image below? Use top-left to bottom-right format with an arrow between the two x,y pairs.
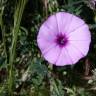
37,12 -> 91,66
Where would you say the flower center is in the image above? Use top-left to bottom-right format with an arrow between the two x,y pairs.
56,34 -> 68,47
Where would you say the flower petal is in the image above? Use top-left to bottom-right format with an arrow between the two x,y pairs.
37,24 -> 56,41
43,45 -> 61,64
67,15 -> 85,34
37,38 -> 55,52
69,40 -> 91,56
55,12 -> 73,35
65,44 -> 85,64
68,25 -> 91,41
56,47 -> 73,66
43,14 -> 58,35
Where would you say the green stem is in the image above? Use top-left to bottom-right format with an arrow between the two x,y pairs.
8,0 -> 28,95
0,6 -> 7,63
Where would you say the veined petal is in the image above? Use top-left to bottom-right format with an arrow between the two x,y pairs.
56,47 -> 73,66
68,25 -> 91,41
43,14 -> 58,35
67,15 -> 85,34
43,45 -> 61,64
69,40 -> 91,56
37,38 -> 55,52
37,24 -> 56,41
55,12 -> 73,35
65,44 -> 85,64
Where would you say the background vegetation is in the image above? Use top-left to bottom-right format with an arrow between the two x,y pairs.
0,0 -> 96,96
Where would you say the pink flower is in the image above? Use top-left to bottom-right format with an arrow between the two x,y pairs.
37,12 -> 91,66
